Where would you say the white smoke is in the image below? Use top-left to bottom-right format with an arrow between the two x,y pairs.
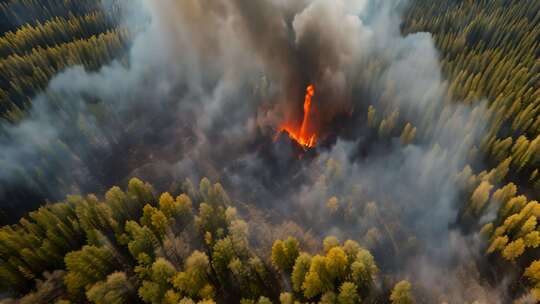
0,0 -> 502,301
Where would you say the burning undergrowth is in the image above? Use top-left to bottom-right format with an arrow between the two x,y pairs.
0,0 -> 503,301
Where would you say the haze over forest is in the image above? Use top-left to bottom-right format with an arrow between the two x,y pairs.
0,0 -> 539,303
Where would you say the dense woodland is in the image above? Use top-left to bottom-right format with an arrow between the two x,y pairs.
0,0 -> 539,303
404,0 -> 540,301
0,177 -> 404,303
0,0 -> 129,121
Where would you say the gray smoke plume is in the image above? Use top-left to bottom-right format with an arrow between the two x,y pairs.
0,0 -> 504,301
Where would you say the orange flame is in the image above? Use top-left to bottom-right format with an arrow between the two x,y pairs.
277,84 -> 318,149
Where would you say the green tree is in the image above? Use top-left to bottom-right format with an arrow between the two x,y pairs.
325,247 -> 347,281
86,272 -> 135,304
390,280 -> 414,304
271,237 -> 299,273
337,282 -> 359,304
323,236 -> 340,253
64,245 -> 117,298
138,258 -> 176,304
470,181 -> 493,215
302,255 -> 329,299
291,253 -> 311,292
351,248 -> 378,289
124,221 -> 158,260
173,250 -> 212,300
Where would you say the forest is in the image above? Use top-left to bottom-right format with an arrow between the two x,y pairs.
0,0 -> 539,303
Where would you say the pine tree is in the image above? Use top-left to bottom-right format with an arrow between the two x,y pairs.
337,282 -> 359,304
390,280 -> 414,304
138,258 -> 176,304
271,237 -> 299,274
291,253 -> 311,293
64,245 -> 117,298
502,238 -> 525,261
172,251 -> 211,300
86,272 -> 135,304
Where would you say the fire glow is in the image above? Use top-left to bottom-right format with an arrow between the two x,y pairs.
277,84 -> 318,149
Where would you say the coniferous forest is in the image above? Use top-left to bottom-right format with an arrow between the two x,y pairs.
0,0 -> 539,303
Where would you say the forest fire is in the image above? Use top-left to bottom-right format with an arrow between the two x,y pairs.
277,84 -> 318,149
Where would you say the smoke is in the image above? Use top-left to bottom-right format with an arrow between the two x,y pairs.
0,0 -> 504,301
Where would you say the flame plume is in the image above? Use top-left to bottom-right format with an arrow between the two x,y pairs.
277,84 -> 318,149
